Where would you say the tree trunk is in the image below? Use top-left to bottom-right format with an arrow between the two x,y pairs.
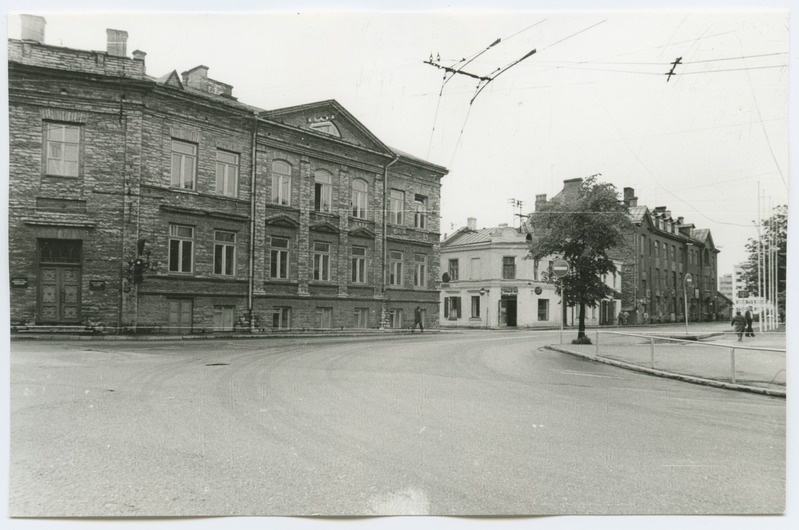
577,301 -> 586,339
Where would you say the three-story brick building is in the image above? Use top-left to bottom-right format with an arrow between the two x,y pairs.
8,16 -> 447,334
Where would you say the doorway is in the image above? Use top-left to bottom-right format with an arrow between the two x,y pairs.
168,298 -> 193,334
499,295 -> 517,327
38,239 -> 82,324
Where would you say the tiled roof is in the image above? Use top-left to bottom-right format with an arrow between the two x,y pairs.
443,226 -> 526,247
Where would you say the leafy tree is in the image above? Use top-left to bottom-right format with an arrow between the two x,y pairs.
526,176 -> 632,340
741,204 -> 787,317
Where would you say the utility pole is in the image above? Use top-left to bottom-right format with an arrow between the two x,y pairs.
508,198 -> 526,228
665,57 -> 682,82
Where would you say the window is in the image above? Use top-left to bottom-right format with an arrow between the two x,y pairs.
310,121 -> 339,136
316,307 -> 332,328
171,140 -> 197,190
444,297 -> 461,320
213,306 -> 235,331
270,237 -> 289,279
389,189 -> 404,224
471,296 -> 480,318
272,307 -> 291,329
414,254 -> 426,288
533,259 -> 540,281
351,246 -> 366,283
45,123 -> 80,176
389,309 -> 403,329
168,224 -> 194,273
314,170 -> 333,212
414,194 -> 427,229
502,256 -> 516,279
538,299 -> 549,321
271,161 -> 292,206
215,150 -> 239,197
470,257 -> 481,280
448,259 -> 459,281
213,230 -> 236,276
313,242 -> 331,281
389,251 -> 403,286
353,308 -> 369,329
351,179 -> 368,219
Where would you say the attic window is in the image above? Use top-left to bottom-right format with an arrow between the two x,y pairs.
309,121 -> 340,137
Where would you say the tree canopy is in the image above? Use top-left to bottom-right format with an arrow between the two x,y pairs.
526,176 -> 632,338
741,204 -> 786,314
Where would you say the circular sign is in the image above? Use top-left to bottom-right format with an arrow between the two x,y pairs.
552,259 -> 570,278
479,288 -> 486,295
534,286 -> 542,295
685,273 -> 693,285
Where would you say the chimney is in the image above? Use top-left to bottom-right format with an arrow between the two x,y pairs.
623,187 -> 634,202
535,194 -> 547,211
664,210 -> 671,219
628,197 -> 638,207
20,14 -> 46,43
677,216 -> 684,225
563,177 -> 583,192
182,65 -> 209,90
132,50 -> 147,74
106,28 -> 128,57
653,206 -> 667,214
467,217 -> 477,231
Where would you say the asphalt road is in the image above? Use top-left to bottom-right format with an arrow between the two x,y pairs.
9,331 -> 785,516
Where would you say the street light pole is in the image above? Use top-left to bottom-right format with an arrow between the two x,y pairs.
684,273 -> 692,335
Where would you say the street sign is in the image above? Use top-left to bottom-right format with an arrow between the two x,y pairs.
685,273 -> 693,286
552,259 -> 570,278
479,288 -> 486,295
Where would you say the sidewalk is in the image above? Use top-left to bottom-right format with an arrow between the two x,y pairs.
547,322 -> 786,397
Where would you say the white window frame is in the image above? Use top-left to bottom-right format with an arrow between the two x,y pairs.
414,194 -> 427,229
389,308 -> 403,329
502,256 -> 516,280
389,251 -> 403,286
448,259 -> 459,281
471,295 -> 481,318
352,179 -> 368,219
389,189 -> 404,224
354,308 -> 369,328
215,150 -> 239,197
45,122 -> 80,177
168,224 -> 194,273
271,161 -> 292,206
171,139 -> 197,190
313,241 -> 331,281
538,299 -> 550,321
213,230 -> 236,276
314,170 -> 333,213
270,237 -> 290,279
351,246 -> 367,283
272,307 -> 291,329
414,254 -> 426,288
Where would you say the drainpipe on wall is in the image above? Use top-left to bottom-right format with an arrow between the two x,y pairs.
381,153 -> 400,328
248,112 -> 260,332
117,95 -> 127,334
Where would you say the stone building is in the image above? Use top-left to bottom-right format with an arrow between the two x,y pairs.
8,16 -> 447,334
439,218 -> 622,328
531,178 -> 720,325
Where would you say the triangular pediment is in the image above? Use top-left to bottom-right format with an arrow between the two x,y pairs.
265,214 -> 300,228
157,70 -> 184,89
265,100 -> 391,154
349,227 -> 375,240
310,221 -> 340,234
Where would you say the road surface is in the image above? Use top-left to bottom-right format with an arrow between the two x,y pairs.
10,331 -> 785,516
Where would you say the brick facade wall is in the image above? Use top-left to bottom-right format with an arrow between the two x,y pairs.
8,37 -> 446,333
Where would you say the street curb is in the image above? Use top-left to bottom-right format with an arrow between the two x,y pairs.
10,329 -> 446,342
544,345 -> 786,399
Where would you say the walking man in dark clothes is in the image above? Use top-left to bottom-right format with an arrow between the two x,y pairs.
744,306 -> 755,337
413,306 -> 424,332
731,310 -> 747,342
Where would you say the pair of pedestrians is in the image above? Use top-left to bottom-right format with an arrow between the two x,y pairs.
730,308 -> 756,342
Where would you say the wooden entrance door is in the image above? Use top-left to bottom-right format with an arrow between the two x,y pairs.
168,299 -> 193,334
38,239 -> 82,324
39,266 -> 81,323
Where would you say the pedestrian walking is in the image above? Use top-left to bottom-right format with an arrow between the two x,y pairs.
744,306 -> 755,337
731,310 -> 747,342
413,305 -> 424,333
643,311 -> 649,324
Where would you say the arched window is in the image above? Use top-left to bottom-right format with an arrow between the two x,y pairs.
351,179 -> 368,219
314,170 -> 333,212
271,160 -> 292,206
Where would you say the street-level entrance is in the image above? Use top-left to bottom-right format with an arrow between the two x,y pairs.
38,239 -> 82,324
499,295 -> 517,327
168,298 -> 193,334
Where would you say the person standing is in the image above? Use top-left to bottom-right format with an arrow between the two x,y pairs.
731,310 -> 747,342
744,306 -> 755,337
413,306 -> 424,333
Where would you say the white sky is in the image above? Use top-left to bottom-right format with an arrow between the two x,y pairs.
4,6 -> 791,278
